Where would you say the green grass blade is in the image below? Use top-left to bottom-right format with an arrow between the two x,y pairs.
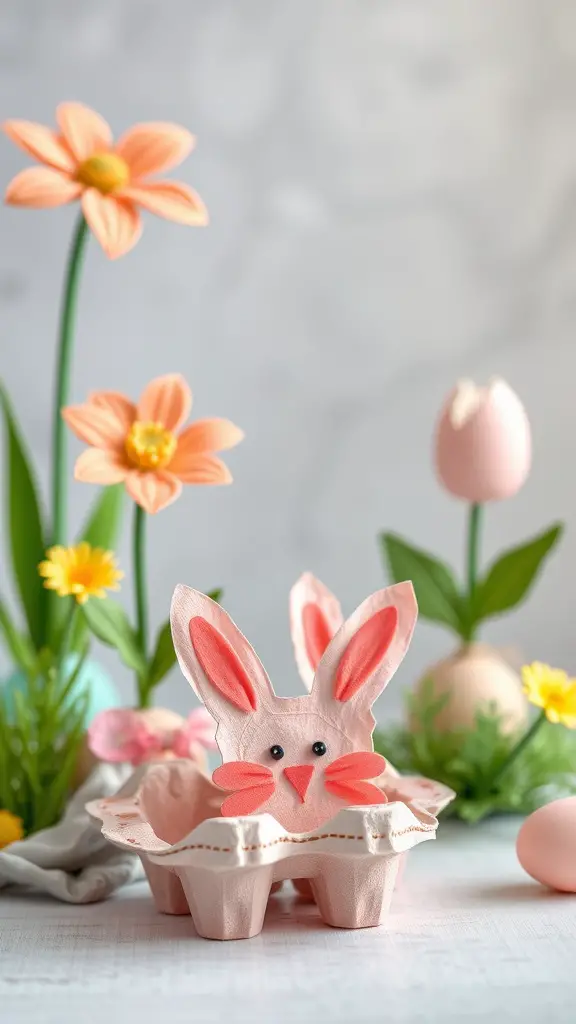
0,381 -> 48,650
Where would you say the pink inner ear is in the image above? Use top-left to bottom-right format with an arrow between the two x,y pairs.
334,606 -> 398,702
189,616 -> 257,713
302,602 -> 333,670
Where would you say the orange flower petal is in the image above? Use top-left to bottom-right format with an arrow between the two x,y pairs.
3,120 -> 75,172
171,453 -> 232,485
5,167 -> 81,208
56,102 -> 113,161
115,123 -> 194,179
82,190 -> 142,259
125,470 -> 182,514
88,391 -> 137,432
62,403 -> 128,450
74,447 -> 128,485
170,420 -> 244,473
122,181 -> 208,226
137,374 -> 191,433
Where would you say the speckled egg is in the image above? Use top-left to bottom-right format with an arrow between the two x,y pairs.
517,797 -> 576,892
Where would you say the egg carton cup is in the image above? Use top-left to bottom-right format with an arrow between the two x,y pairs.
87,760 -> 452,941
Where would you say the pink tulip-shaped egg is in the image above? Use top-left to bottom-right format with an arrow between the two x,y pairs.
435,378 -> 531,502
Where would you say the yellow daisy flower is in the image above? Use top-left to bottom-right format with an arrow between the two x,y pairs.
0,809 -> 24,849
521,662 -> 576,728
38,542 -> 123,604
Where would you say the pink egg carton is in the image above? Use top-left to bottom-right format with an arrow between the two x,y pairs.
88,579 -> 454,940
88,758 -> 452,939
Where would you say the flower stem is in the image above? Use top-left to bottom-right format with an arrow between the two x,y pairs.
133,504 -> 150,708
51,214 -> 90,548
57,600 -> 79,686
487,709 -> 547,793
464,502 -> 482,642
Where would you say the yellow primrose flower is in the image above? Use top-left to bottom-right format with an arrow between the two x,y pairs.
521,662 -> 576,728
38,542 -> 123,604
0,809 -> 24,849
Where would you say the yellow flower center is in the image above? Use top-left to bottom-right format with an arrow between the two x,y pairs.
69,565 -> 99,589
125,421 -> 177,471
76,152 -> 130,194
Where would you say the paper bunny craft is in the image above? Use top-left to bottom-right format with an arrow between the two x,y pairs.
170,580 -> 418,833
88,580 -> 450,939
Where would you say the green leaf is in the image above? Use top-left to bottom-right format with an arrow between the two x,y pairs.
0,597 -> 37,675
77,483 -> 124,548
380,532 -> 464,633
56,647 -> 89,721
82,599 -> 146,677
0,381 -> 48,650
69,484 -> 125,653
147,619 -> 176,689
474,522 -> 564,622
146,587 -> 223,691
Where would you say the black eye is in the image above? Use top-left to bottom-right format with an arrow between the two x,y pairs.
312,741 -> 327,756
269,744 -> 284,761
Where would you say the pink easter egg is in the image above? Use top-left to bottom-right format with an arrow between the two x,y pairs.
517,797 -> 576,892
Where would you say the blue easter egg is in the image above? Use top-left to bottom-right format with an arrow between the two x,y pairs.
1,656 -> 121,727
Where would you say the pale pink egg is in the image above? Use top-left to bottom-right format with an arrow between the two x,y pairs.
412,644 -> 527,735
517,797 -> 576,892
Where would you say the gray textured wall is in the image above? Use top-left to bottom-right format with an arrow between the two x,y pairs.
0,1 -> 574,720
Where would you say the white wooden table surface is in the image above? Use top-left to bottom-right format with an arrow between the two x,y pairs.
1,817 -> 575,1023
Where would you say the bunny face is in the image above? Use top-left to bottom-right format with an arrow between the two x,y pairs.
171,581 -> 417,833
221,701 -> 360,832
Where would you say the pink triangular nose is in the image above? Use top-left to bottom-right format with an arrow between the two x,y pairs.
284,765 -> 314,802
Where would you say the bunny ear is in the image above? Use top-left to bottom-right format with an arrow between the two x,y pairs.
289,572 -> 344,692
170,585 -> 275,724
311,582 -> 417,714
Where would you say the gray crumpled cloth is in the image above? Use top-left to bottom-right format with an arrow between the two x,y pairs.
0,764 -> 145,903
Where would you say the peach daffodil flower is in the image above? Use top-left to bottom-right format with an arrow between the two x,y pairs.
3,102 -> 207,258
63,374 -> 244,514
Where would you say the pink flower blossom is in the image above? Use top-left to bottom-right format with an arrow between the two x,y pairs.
88,706 -> 216,766
88,709 -> 160,764
172,708 -> 217,759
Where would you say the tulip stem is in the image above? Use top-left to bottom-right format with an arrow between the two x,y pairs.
51,214 -> 90,549
133,504 -> 150,709
465,502 -> 482,641
485,709 -> 546,794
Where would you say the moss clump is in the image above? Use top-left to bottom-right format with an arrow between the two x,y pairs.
375,681 -> 576,823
